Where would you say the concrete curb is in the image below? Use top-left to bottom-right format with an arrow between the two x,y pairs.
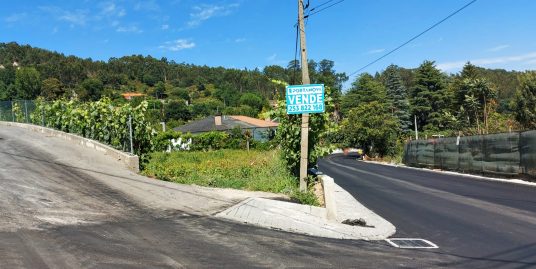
0,121 -> 139,172
320,174 -> 396,240
362,159 -> 536,188
217,174 -> 396,240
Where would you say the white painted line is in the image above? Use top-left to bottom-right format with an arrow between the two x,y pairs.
385,238 -> 439,249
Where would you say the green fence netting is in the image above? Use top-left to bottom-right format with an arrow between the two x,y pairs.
404,131 -> 535,178
520,130 -> 536,177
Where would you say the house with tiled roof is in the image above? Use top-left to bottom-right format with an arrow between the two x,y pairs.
173,115 -> 278,141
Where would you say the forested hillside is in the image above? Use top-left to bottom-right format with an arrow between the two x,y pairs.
0,42 -> 348,127
1,42 -> 534,142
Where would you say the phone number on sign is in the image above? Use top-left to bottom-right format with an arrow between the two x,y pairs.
287,104 -> 324,112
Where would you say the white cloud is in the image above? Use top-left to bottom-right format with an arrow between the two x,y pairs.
437,52 -> 536,71
116,25 -> 143,33
487,44 -> 510,52
40,6 -> 89,26
59,10 -> 89,25
161,24 -> 169,30
266,53 -> 285,65
101,2 -> 116,14
4,12 -> 28,23
235,38 -> 246,43
187,3 -> 239,27
159,39 -> 196,51
134,0 -> 160,12
98,2 -> 126,19
267,54 -> 277,62
367,48 -> 385,54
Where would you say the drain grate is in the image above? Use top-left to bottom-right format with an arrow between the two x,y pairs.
385,238 -> 438,249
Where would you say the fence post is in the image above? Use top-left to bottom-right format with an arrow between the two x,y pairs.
11,101 -> 14,122
24,100 -> 28,123
42,109 -> 45,127
128,115 -> 134,154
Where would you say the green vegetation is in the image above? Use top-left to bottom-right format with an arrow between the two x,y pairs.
0,42 -> 347,127
340,61 -> 536,158
31,98 -> 155,162
143,149 -> 318,205
3,42 -> 536,202
269,82 -> 338,176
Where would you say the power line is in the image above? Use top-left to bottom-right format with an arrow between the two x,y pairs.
308,0 -> 335,13
293,0 -> 344,27
305,0 -> 345,18
293,22 -> 299,83
348,0 -> 478,77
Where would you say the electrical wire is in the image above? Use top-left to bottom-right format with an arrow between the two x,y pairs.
305,0 -> 345,19
309,0 -> 335,13
293,21 -> 299,84
294,0 -> 344,27
348,0 -> 478,77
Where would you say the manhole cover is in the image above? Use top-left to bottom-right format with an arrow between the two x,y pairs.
385,238 -> 438,249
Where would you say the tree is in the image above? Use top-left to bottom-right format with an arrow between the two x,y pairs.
0,81 -> 7,100
79,78 -> 104,101
340,101 -> 399,157
468,78 -> 496,133
287,60 -> 300,85
239,92 -> 265,112
14,67 -> 41,99
410,61 -> 450,131
341,73 -> 387,116
168,87 -> 190,102
164,99 -> 191,122
514,72 -> 536,129
191,98 -> 224,118
383,65 -> 411,132
41,78 -> 64,100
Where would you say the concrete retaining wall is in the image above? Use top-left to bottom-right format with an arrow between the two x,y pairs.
0,121 -> 139,172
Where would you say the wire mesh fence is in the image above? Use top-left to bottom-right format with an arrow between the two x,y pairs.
403,131 -> 536,178
0,100 -> 136,155
0,100 -> 37,123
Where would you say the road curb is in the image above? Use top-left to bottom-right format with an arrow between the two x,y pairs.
0,121 -> 139,172
362,159 -> 536,188
320,174 -> 396,239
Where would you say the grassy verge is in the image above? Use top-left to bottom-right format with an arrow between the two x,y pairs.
143,149 -> 319,205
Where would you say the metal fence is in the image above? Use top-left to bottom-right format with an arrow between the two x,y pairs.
403,131 -> 536,178
0,100 -> 135,155
0,100 -> 37,123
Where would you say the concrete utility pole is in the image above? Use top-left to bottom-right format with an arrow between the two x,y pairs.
298,0 -> 311,192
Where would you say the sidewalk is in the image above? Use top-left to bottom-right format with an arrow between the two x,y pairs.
216,178 -> 396,240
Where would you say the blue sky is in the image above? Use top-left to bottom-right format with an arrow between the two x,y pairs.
2,0 -> 536,87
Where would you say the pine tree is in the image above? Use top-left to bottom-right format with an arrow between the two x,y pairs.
383,65 -> 411,132
341,73 -> 388,117
410,61 -> 450,131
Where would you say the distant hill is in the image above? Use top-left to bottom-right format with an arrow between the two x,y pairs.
0,42 -> 348,102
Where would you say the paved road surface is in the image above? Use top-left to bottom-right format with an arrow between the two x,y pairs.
0,127 -> 463,268
319,154 -> 536,269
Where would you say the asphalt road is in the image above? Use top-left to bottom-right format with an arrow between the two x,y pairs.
0,127 -> 467,268
319,154 -> 536,269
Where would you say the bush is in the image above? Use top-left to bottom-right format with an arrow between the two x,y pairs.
31,98 -> 156,163
190,131 -> 228,151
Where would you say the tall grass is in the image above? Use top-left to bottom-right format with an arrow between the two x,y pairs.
143,149 -> 297,194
